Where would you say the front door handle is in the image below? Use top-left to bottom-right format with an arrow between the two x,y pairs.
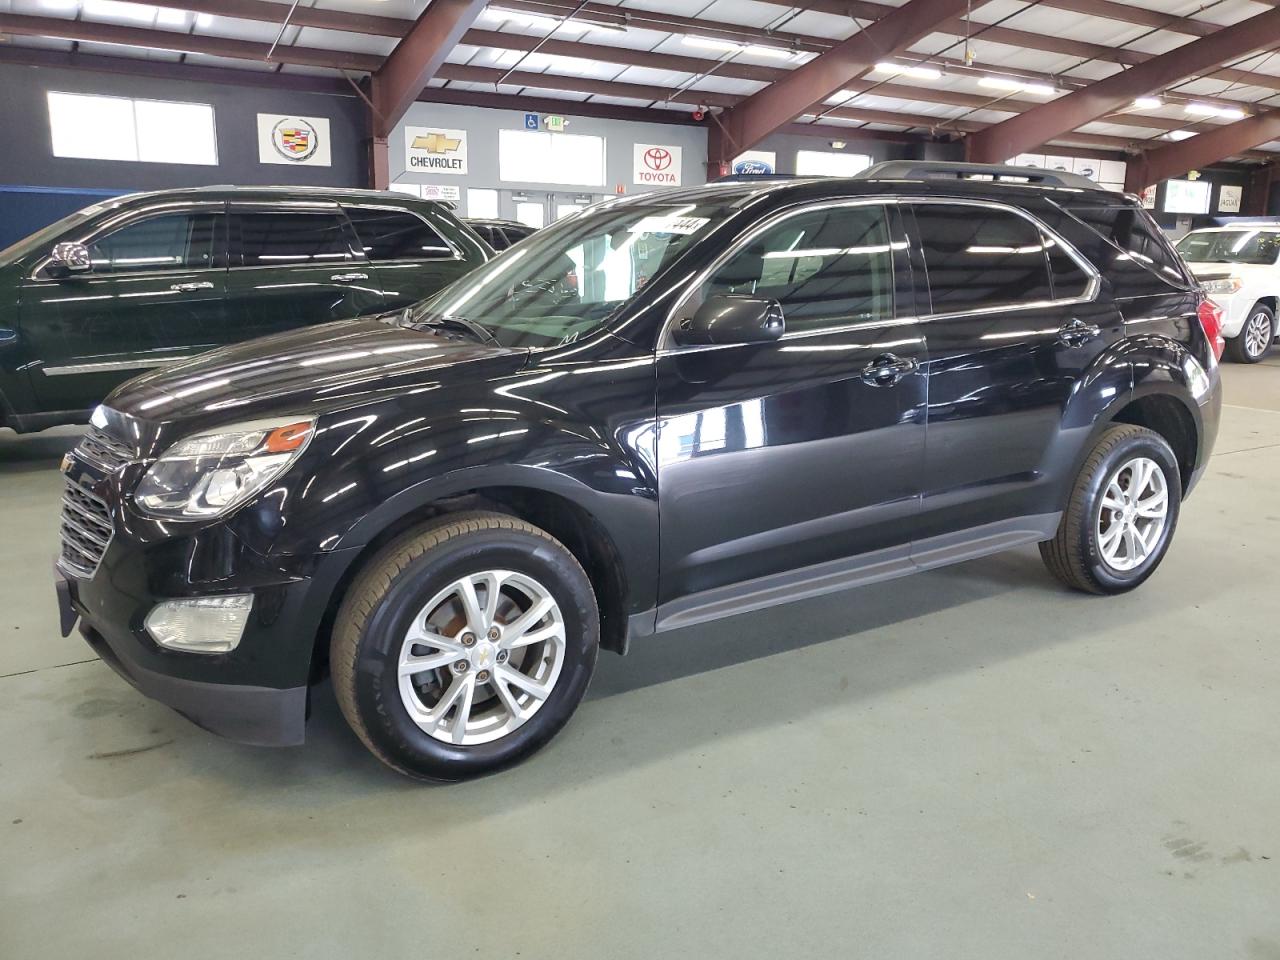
1057,318 -> 1101,346
169,281 -> 215,293
861,353 -> 919,386
330,272 -> 370,283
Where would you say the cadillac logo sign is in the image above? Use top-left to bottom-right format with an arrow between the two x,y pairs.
257,113 -> 331,167
271,118 -> 319,162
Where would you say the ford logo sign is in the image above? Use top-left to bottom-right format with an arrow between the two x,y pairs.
733,160 -> 774,175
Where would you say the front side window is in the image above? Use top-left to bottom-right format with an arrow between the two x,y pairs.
412,199 -> 737,348
87,213 -> 218,274
699,205 -> 893,334
1175,230 -> 1280,266
345,207 -> 454,261
913,204 -> 1053,311
233,212 -> 356,267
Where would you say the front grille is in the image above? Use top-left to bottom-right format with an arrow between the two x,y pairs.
77,425 -> 135,474
59,478 -> 114,579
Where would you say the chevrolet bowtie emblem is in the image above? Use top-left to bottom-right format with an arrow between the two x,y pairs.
411,133 -> 461,154
60,452 -> 74,475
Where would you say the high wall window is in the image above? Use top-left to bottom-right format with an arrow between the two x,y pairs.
498,130 -> 605,186
795,150 -> 873,177
47,92 -> 218,166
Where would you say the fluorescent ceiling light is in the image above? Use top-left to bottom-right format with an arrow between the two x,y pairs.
683,35 -> 794,60
873,61 -> 942,81
1132,96 -> 1162,110
979,76 -> 1058,97
488,6 -> 592,34
1164,130 -> 1195,141
1185,102 -> 1246,120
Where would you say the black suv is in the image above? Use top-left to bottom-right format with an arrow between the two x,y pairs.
54,163 -> 1223,780
465,217 -> 537,251
0,186 -> 489,432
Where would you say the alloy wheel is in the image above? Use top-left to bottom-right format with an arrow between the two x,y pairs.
396,570 -> 566,745
1245,311 -> 1273,359
1096,457 -> 1169,572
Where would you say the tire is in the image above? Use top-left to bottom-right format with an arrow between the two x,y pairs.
331,511 -> 599,781
1227,303 -> 1275,364
1040,424 -> 1182,595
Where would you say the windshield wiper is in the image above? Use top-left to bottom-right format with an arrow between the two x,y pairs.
408,310 -> 501,346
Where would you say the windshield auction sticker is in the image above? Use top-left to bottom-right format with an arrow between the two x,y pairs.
628,215 -> 710,236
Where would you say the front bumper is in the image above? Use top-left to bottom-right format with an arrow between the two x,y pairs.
55,517 -> 359,747
78,616 -> 307,746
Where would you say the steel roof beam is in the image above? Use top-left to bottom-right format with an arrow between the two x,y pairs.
370,0 -> 486,140
965,6 -> 1280,164
1124,112 -> 1280,192
705,0 -> 980,170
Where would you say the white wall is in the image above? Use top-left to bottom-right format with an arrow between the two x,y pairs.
391,101 -> 709,217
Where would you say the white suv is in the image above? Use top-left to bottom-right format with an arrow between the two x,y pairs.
1175,226 -> 1280,363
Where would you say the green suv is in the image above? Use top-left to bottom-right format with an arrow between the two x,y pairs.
0,186 -> 489,432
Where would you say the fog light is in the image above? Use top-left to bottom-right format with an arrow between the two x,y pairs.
144,595 -> 253,654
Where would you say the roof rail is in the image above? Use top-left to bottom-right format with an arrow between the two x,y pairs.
856,161 -> 1103,191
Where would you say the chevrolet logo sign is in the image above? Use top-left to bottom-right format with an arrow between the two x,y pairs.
411,133 -> 461,154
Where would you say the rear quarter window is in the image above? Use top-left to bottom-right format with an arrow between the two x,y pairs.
1058,202 -> 1191,297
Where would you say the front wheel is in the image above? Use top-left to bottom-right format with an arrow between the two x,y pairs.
331,512 -> 599,780
1227,304 -> 1275,363
1040,425 -> 1181,594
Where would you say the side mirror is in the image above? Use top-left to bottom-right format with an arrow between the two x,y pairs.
47,242 -> 92,278
674,295 -> 785,346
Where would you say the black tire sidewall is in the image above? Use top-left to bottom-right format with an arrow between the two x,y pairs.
1075,432 -> 1182,592
352,529 -> 599,780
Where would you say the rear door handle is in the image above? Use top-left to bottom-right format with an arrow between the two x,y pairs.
169,281 -> 215,293
330,272 -> 370,283
1057,318 -> 1101,346
861,353 -> 919,386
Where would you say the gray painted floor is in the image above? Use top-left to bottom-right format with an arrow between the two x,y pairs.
2,361 -> 1279,960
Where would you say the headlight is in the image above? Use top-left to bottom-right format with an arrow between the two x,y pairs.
1202,277 -> 1243,295
134,418 -> 314,519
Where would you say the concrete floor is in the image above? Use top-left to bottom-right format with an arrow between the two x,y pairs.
2,362 -> 1279,960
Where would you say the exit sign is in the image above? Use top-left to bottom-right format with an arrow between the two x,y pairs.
544,115 -> 567,132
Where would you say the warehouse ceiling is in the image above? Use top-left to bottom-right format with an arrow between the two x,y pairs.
3,0 -> 1280,162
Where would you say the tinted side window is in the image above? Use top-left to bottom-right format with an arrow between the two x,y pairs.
482,226 -> 510,250
233,212 -> 355,267
345,207 -> 454,261
1062,203 -> 1189,296
701,205 -> 893,334
1046,234 -> 1091,299
88,213 -> 218,274
504,226 -> 533,246
913,204 -> 1052,311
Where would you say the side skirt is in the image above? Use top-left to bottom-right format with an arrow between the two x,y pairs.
647,514 -> 1062,637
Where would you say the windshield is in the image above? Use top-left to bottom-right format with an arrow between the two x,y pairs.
1175,229 -> 1280,266
0,200 -> 115,267
410,199 -> 737,348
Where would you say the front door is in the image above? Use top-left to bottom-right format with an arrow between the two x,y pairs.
342,204 -> 477,311
655,202 -> 927,620
224,204 -> 385,342
905,200 -> 1123,543
18,205 -> 227,413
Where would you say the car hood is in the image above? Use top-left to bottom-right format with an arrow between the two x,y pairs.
1183,260 -> 1269,280
105,317 -> 530,427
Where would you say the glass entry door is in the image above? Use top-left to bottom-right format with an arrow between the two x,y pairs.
504,191 -> 600,229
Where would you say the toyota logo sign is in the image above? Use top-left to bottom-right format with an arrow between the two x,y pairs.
644,147 -> 672,172
634,143 -> 681,185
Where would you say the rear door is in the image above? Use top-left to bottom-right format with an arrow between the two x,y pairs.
18,203 -> 226,412
343,204 -> 475,309
906,199 -> 1121,545
224,203 -> 383,340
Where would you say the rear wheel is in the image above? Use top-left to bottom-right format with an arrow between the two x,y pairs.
1227,304 -> 1274,363
1040,425 -> 1181,594
331,512 -> 599,780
